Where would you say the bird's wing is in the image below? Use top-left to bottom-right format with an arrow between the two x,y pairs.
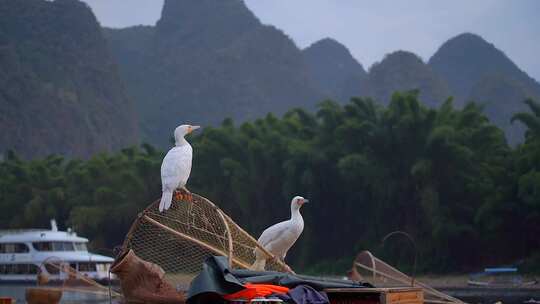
177,144 -> 193,185
161,145 -> 193,191
257,220 -> 291,247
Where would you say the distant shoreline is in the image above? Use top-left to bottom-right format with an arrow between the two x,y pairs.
417,275 -> 540,290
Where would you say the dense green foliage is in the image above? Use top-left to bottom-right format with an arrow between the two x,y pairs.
1,94 -> 539,274
0,144 -> 162,249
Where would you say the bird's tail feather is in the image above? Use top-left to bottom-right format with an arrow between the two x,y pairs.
159,191 -> 173,212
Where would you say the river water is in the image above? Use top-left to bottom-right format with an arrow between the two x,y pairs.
442,287 -> 540,304
0,285 -> 113,304
2,285 -> 540,304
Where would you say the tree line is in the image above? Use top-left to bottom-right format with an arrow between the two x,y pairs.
1,92 -> 539,274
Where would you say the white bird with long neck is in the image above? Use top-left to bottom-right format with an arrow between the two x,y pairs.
159,124 -> 200,212
251,196 -> 308,271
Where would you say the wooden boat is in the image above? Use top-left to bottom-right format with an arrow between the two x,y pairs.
0,297 -> 16,304
468,267 -> 538,287
25,287 -> 62,304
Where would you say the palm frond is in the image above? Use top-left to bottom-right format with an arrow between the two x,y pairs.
511,112 -> 540,135
524,98 -> 540,117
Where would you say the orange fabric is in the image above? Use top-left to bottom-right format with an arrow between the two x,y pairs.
222,283 -> 290,300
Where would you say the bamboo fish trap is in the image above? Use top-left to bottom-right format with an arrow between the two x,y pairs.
121,192 -> 293,291
31,256 -> 121,302
352,251 -> 464,304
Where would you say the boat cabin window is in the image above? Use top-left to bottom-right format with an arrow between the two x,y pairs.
53,242 -> 74,251
96,263 -> 111,273
33,242 -> 52,251
0,264 -> 39,274
74,242 -> 87,251
33,241 -> 77,251
78,262 -> 96,272
0,243 -> 29,253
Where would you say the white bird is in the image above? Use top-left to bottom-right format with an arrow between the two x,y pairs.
251,196 -> 308,271
159,124 -> 200,212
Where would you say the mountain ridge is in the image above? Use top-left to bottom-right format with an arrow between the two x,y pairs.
361,50 -> 451,107
302,38 -> 368,102
105,0 -> 325,147
429,32 -> 540,104
2,0 -> 540,156
0,0 -> 139,158
429,32 -> 540,143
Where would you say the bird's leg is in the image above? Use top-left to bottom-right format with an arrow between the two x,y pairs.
181,186 -> 193,202
174,186 -> 193,203
173,189 -> 184,202
180,186 -> 191,194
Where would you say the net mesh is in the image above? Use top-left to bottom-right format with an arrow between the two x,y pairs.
37,256 -> 121,298
352,251 -> 464,304
122,192 -> 293,291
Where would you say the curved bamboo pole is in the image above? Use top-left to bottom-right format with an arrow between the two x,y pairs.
122,198 -> 160,250
189,193 -> 294,273
216,209 -> 234,268
353,261 -> 464,304
124,193 -> 294,273
221,213 -> 295,274
355,251 -> 377,281
143,215 -> 251,269
41,260 -> 122,298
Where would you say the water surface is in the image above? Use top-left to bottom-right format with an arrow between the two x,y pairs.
2,284 -> 540,304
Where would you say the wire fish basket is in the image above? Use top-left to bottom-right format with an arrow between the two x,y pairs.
352,251 -> 464,304
121,192 -> 294,291
33,256 -> 121,301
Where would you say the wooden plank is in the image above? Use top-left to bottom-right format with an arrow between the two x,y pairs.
326,287 -> 424,304
387,290 -> 423,304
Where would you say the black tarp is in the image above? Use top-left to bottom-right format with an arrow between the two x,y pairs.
187,256 -> 372,304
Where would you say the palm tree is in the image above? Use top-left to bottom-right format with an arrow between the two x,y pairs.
511,98 -> 540,140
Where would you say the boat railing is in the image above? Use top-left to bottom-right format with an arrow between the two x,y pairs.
0,229 -> 48,236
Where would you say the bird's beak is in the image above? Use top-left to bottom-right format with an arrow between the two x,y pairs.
188,125 -> 201,133
302,199 -> 309,204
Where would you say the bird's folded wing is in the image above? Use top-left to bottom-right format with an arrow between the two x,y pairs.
161,147 -> 192,189
258,221 -> 290,247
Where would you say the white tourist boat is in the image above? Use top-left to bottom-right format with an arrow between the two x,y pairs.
0,220 -> 114,283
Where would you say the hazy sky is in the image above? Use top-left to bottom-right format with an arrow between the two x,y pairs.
83,0 -> 540,81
